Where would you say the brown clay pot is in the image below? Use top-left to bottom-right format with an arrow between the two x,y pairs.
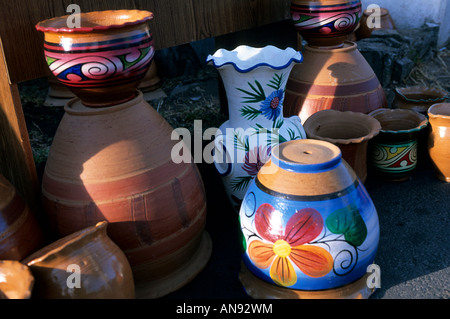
303,109 -> 381,183
394,86 -> 449,114
41,91 -> 211,298
428,103 -> 450,182
0,260 -> 34,299
355,7 -> 396,40
0,174 -> 45,261
22,221 -> 135,299
138,60 -> 161,92
284,41 -> 387,123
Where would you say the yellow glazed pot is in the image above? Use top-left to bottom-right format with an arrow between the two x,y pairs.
428,103 -> 450,182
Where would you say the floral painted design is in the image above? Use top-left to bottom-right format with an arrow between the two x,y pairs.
260,90 -> 284,121
247,203 -> 333,287
242,146 -> 272,176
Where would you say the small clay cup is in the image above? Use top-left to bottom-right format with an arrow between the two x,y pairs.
0,261 -> 34,299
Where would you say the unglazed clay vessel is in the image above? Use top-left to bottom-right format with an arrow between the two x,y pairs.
22,221 -> 135,299
41,91 -> 211,298
428,103 -> 450,182
0,261 -> 34,299
290,0 -> 362,48
36,10 -> 154,107
0,174 -> 45,261
284,41 -> 387,123
304,109 -> 381,183
239,139 -> 379,298
356,7 -> 396,40
394,86 -> 449,114
207,45 -> 306,212
369,108 -> 428,182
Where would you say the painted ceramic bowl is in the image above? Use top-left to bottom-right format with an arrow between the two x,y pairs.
290,0 -> 362,47
369,108 -> 429,182
36,10 -> 154,107
239,139 -> 379,294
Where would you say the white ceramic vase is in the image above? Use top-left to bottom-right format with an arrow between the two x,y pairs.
207,45 -> 306,212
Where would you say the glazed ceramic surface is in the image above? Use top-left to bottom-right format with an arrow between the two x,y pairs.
22,221 -> 134,299
394,86 -> 449,114
304,109 -> 381,183
290,0 -> 362,47
36,10 -> 154,107
239,139 -> 379,291
207,45 -> 306,212
369,108 -> 429,182
428,103 -> 450,182
0,261 -> 34,299
284,41 -> 387,123
41,91 -> 211,296
0,174 -> 44,261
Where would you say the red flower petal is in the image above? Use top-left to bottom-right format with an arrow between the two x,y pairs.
255,203 -> 284,243
284,208 -> 324,246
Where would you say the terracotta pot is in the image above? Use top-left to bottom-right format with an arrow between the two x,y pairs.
356,7 -> 396,40
0,174 -> 45,261
138,60 -> 161,92
22,221 -> 134,299
290,0 -> 362,48
41,91 -> 211,298
394,86 -> 449,114
303,109 -> 381,183
428,103 -> 450,182
369,108 -> 429,182
0,261 -> 34,299
207,45 -> 307,212
36,10 -> 155,107
284,41 -> 387,124
239,139 -> 379,297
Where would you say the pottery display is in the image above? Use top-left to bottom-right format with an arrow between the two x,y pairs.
290,0 -> 362,48
22,221 -> 135,299
355,7 -> 396,40
0,174 -> 45,261
284,41 -> 387,123
427,103 -> 450,182
207,45 -> 307,212
36,10 -> 155,107
239,139 -> 379,298
37,10 -> 211,298
394,86 -> 449,114
0,260 -> 34,299
369,108 -> 429,182
303,109 -> 381,183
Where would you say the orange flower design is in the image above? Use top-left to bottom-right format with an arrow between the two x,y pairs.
248,203 -> 333,287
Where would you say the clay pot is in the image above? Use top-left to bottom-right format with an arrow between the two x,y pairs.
428,103 -> 450,182
284,41 -> 387,124
138,60 -> 161,92
0,261 -> 34,299
304,109 -> 381,183
369,108 -> 429,182
356,7 -> 396,40
22,221 -> 134,299
394,86 -> 449,114
0,174 -> 45,261
36,10 -> 155,107
41,91 -> 211,298
239,139 -> 379,298
290,0 -> 362,48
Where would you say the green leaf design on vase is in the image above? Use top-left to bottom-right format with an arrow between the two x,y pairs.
326,205 -> 368,247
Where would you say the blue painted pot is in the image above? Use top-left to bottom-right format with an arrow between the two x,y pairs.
239,139 -> 379,291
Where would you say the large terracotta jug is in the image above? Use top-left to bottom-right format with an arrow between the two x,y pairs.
284,41 -> 387,123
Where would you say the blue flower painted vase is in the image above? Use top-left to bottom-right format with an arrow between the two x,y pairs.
239,139 -> 380,298
206,46 -> 307,212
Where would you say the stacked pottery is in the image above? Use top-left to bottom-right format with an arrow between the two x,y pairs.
22,222 -> 135,299
239,139 -> 380,299
303,109 -> 381,183
0,174 -> 45,261
368,108 -> 428,182
36,10 -> 211,298
427,103 -> 450,182
207,45 -> 307,212
285,0 -> 387,124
